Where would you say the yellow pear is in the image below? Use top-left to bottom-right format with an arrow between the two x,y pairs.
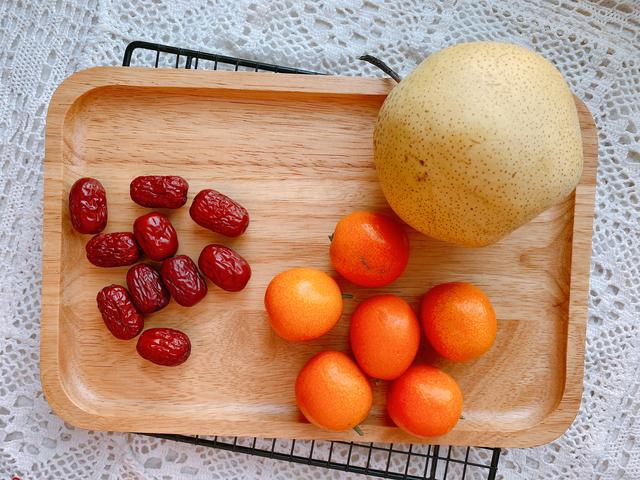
374,42 -> 583,247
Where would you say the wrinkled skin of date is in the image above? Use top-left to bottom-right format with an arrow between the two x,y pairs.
198,244 -> 251,292
133,212 -> 178,261
189,189 -> 249,237
96,285 -> 144,340
126,263 -> 170,314
130,175 -> 189,209
86,232 -> 140,267
161,255 -> 207,307
136,328 -> 191,366
69,177 -> 108,234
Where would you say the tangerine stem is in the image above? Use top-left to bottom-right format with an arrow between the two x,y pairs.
353,425 -> 364,436
342,293 -> 354,299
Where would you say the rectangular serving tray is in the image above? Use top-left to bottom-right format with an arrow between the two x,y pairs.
41,67 -> 597,447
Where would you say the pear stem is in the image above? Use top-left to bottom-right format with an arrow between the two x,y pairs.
360,55 -> 402,83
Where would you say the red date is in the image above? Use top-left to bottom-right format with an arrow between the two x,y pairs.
198,244 -> 251,292
96,285 -> 144,340
69,177 -> 107,234
86,232 -> 140,267
189,189 -> 249,237
126,263 -> 170,314
161,255 -> 207,307
136,328 -> 191,366
133,212 -> 178,261
130,175 -> 189,209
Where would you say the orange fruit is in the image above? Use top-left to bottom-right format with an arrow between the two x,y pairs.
387,364 -> 463,437
295,351 -> 373,431
349,294 -> 420,380
420,282 -> 497,362
329,211 -> 409,287
265,268 -> 343,341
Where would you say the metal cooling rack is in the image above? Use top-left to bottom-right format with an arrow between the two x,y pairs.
123,40 -> 501,480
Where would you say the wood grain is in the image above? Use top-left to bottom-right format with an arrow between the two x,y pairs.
41,67 -> 597,447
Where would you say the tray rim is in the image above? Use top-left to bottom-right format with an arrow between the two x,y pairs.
41,66 -> 597,447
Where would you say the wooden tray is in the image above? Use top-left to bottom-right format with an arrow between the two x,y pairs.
42,67 -> 597,447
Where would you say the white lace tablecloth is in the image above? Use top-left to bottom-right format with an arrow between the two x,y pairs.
1,1 -> 639,478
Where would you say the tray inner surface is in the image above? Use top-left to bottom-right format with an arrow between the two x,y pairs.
57,82 -> 577,440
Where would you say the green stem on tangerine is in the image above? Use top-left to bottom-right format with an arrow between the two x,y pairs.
353,425 -> 364,436
342,293 -> 354,299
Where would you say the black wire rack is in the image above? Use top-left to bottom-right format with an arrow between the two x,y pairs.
123,40 -> 501,480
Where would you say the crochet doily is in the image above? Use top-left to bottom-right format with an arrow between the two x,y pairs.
1,1 -> 639,478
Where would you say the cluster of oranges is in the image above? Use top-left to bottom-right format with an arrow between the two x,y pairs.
264,211 -> 497,438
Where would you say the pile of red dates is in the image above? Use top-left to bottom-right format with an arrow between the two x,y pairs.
69,176 -> 251,366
